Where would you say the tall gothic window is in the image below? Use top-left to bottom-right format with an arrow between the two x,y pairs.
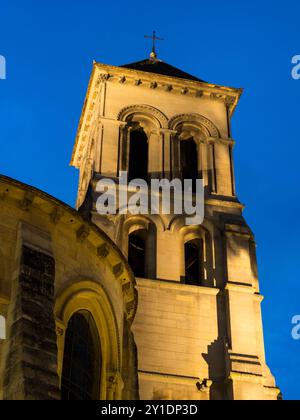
61,311 -> 101,400
128,230 -> 147,278
184,239 -> 203,285
180,138 -> 198,192
128,129 -> 148,181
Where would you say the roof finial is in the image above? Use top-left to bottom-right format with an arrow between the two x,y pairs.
144,31 -> 164,60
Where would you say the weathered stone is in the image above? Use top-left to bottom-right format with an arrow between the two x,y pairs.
3,245 -> 60,400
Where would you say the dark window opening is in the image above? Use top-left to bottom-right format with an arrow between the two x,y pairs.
128,230 -> 146,278
184,239 -> 203,285
180,138 -> 198,193
128,129 -> 148,181
61,311 -> 101,400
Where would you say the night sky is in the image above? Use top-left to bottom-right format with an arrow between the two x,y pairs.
1,0 -> 299,399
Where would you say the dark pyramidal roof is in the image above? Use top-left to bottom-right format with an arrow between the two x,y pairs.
120,58 -> 205,83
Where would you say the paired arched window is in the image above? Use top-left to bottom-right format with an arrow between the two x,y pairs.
128,129 -> 148,181
61,311 -> 101,400
184,239 -> 204,285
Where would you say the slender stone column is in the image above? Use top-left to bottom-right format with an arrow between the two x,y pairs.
118,123 -> 128,173
148,130 -> 162,180
3,224 -> 60,400
171,134 -> 181,180
214,141 -> 233,196
200,142 -> 209,188
106,372 -> 124,400
121,319 -> 139,400
207,141 -> 217,193
160,129 -> 176,180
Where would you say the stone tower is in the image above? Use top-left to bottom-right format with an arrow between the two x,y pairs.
71,54 -> 280,400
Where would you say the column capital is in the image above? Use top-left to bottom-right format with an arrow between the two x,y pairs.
99,117 -> 127,128
106,371 -> 124,400
207,136 -> 235,145
159,128 -> 177,135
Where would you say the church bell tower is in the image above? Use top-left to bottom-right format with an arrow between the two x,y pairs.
71,50 -> 280,400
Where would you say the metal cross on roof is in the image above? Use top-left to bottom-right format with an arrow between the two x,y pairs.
144,31 -> 164,59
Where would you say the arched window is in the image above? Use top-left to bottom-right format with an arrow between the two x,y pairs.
184,239 -> 203,285
128,129 -> 148,181
61,311 -> 101,400
128,229 -> 147,278
180,138 -> 198,192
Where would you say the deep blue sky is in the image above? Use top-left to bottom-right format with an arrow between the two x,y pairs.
0,0 -> 299,399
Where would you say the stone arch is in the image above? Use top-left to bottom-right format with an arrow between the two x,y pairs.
123,214 -> 164,238
122,215 -> 158,280
169,114 -> 219,192
167,219 -> 214,286
55,280 -> 122,400
180,224 -> 209,243
168,113 -> 220,140
61,310 -> 101,400
179,224 -> 212,286
168,215 -> 215,236
167,214 -> 186,232
123,214 -> 152,236
118,105 -> 168,178
117,104 -> 168,130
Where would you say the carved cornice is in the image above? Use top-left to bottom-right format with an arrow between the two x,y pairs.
20,192 -> 34,211
94,62 -> 242,103
76,224 -> 90,243
113,262 -> 124,278
50,207 -> 64,224
97,243 -> 110,259
97,68 -> 241,108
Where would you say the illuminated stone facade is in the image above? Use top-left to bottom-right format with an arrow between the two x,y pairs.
0,176 -> 138,400
0,55 -> 281,400
71,56 -> 281,400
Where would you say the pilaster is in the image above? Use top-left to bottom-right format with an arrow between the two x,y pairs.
3,222 -> 60,400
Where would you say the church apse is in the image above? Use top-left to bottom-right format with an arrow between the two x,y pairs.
0,175 -> 138,400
